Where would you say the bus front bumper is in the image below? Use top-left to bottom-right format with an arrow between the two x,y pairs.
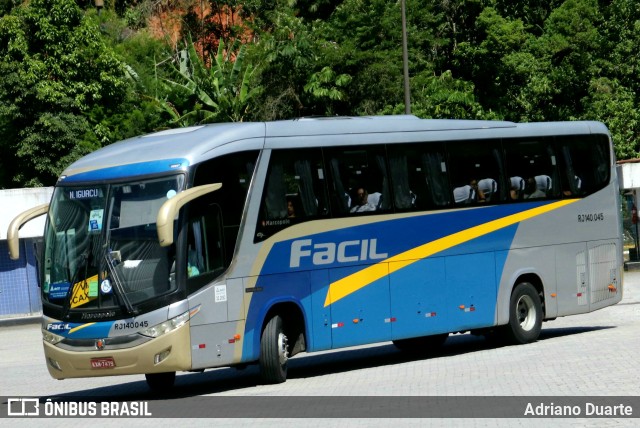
43,321 -> 192,380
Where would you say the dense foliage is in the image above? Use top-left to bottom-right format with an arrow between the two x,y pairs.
1,0 -> 639,188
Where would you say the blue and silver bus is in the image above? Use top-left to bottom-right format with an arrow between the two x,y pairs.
8,116 -> 622,390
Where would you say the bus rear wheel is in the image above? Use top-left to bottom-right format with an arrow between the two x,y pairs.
503,282 -> 542,344
145,371 -> 176,392
259,315 -> 289,384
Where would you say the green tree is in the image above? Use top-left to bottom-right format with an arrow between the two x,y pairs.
596,0 -> 640,158
384,70 -> 498,120
454,7 -> 532,116
247,7 -> 319,119
98,9 -> 177,138
0,0 -> 129,187
582,77 -> 640,159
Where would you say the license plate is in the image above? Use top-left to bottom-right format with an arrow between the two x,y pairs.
90,357 -> 116,369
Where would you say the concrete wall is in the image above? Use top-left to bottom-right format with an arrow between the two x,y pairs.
0,188 -> 52,318
0,187 -> 53,239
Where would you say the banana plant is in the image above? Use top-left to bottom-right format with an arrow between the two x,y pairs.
160,36 -> 260,125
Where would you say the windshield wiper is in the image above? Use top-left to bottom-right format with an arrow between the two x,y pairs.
104,251 -> 138,316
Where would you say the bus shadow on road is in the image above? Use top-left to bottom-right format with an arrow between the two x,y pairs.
538,325 -> 614,340
43,325 -> 614,400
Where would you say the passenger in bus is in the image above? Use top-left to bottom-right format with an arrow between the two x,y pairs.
350,187 -> 378,213
524,177 -> 546,199
287,198 -> 296,218
469,179 -> 486,202
510,176 -> 524,200
454,178 -> 486,205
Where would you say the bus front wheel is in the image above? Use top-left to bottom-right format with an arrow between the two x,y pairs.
503,282 -> 542,344
145,371 -> 176,391
259,315 -> 289,384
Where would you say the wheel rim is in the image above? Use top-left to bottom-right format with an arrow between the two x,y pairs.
516,294 -> 536,331
277,332 -> 289,366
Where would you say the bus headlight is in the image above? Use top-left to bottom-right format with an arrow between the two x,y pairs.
140,311 -> 189,338
42,329 -> 64,345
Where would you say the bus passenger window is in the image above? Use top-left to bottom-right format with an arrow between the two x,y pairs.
186,203 -> 225,289
448,139 -> 504,204
504,137 -> 560,200
192,150 -> 259,268
556,135 -> 610,197
256,149 -> 328,241
388,143 -> 450,211
327,147 -> 392,215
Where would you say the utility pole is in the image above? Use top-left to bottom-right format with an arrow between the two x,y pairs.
401,0 -> 411,114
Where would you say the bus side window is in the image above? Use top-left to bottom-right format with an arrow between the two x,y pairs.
256,149 -> 328,241
326,147 -> 390,215
504,137 -> 560,200
192,150 -> 259,267
264,162 -> 287,219
422,150 -> 451,207
388,143 -> 450,211
185,202 -> 225,292
388,150 -> 414,210
448,139 -> 504,204
556,135 -> 610,197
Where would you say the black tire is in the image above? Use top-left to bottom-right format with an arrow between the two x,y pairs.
145,371 -> 176,391
393,333 -> 448,352
503,282 -> 543,344
259,315 -> 289,384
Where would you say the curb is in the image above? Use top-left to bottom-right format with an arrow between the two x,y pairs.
0,314 -> 42,327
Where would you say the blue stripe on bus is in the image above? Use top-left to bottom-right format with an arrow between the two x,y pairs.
241,201 -> 568,360
45,321 -> 114,339
260,200 -> 552,275
61,158 -> 189,182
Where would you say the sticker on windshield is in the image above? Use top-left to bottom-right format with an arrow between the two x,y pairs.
88,209 -> 104,232
49,282 -> 70,299
70,275 -> 99,308
88,277 -> 99,297
100,279 -> 112,294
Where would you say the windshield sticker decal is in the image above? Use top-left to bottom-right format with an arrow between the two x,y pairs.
88,277 -> 99,298
48,282 -> 70,299
100,279 -> 113,294
88,209 -> 104,232
70,275 -> 99,308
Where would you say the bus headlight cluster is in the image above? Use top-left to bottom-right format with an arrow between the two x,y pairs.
140,311 -> 189,338
42,329 -> 64,345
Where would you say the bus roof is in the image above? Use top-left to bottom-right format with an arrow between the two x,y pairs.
58,117 -> 609,183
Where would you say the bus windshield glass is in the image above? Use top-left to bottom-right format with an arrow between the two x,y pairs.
42,175 -> 185,313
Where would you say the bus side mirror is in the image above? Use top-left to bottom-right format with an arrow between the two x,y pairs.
156,183 -> 222,247
7,203 -> 49,260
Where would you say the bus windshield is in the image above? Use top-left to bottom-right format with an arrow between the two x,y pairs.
43,175 -> 185,315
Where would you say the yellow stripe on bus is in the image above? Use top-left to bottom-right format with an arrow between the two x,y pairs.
69,323 -> 96,334
324,199 -> 578,307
